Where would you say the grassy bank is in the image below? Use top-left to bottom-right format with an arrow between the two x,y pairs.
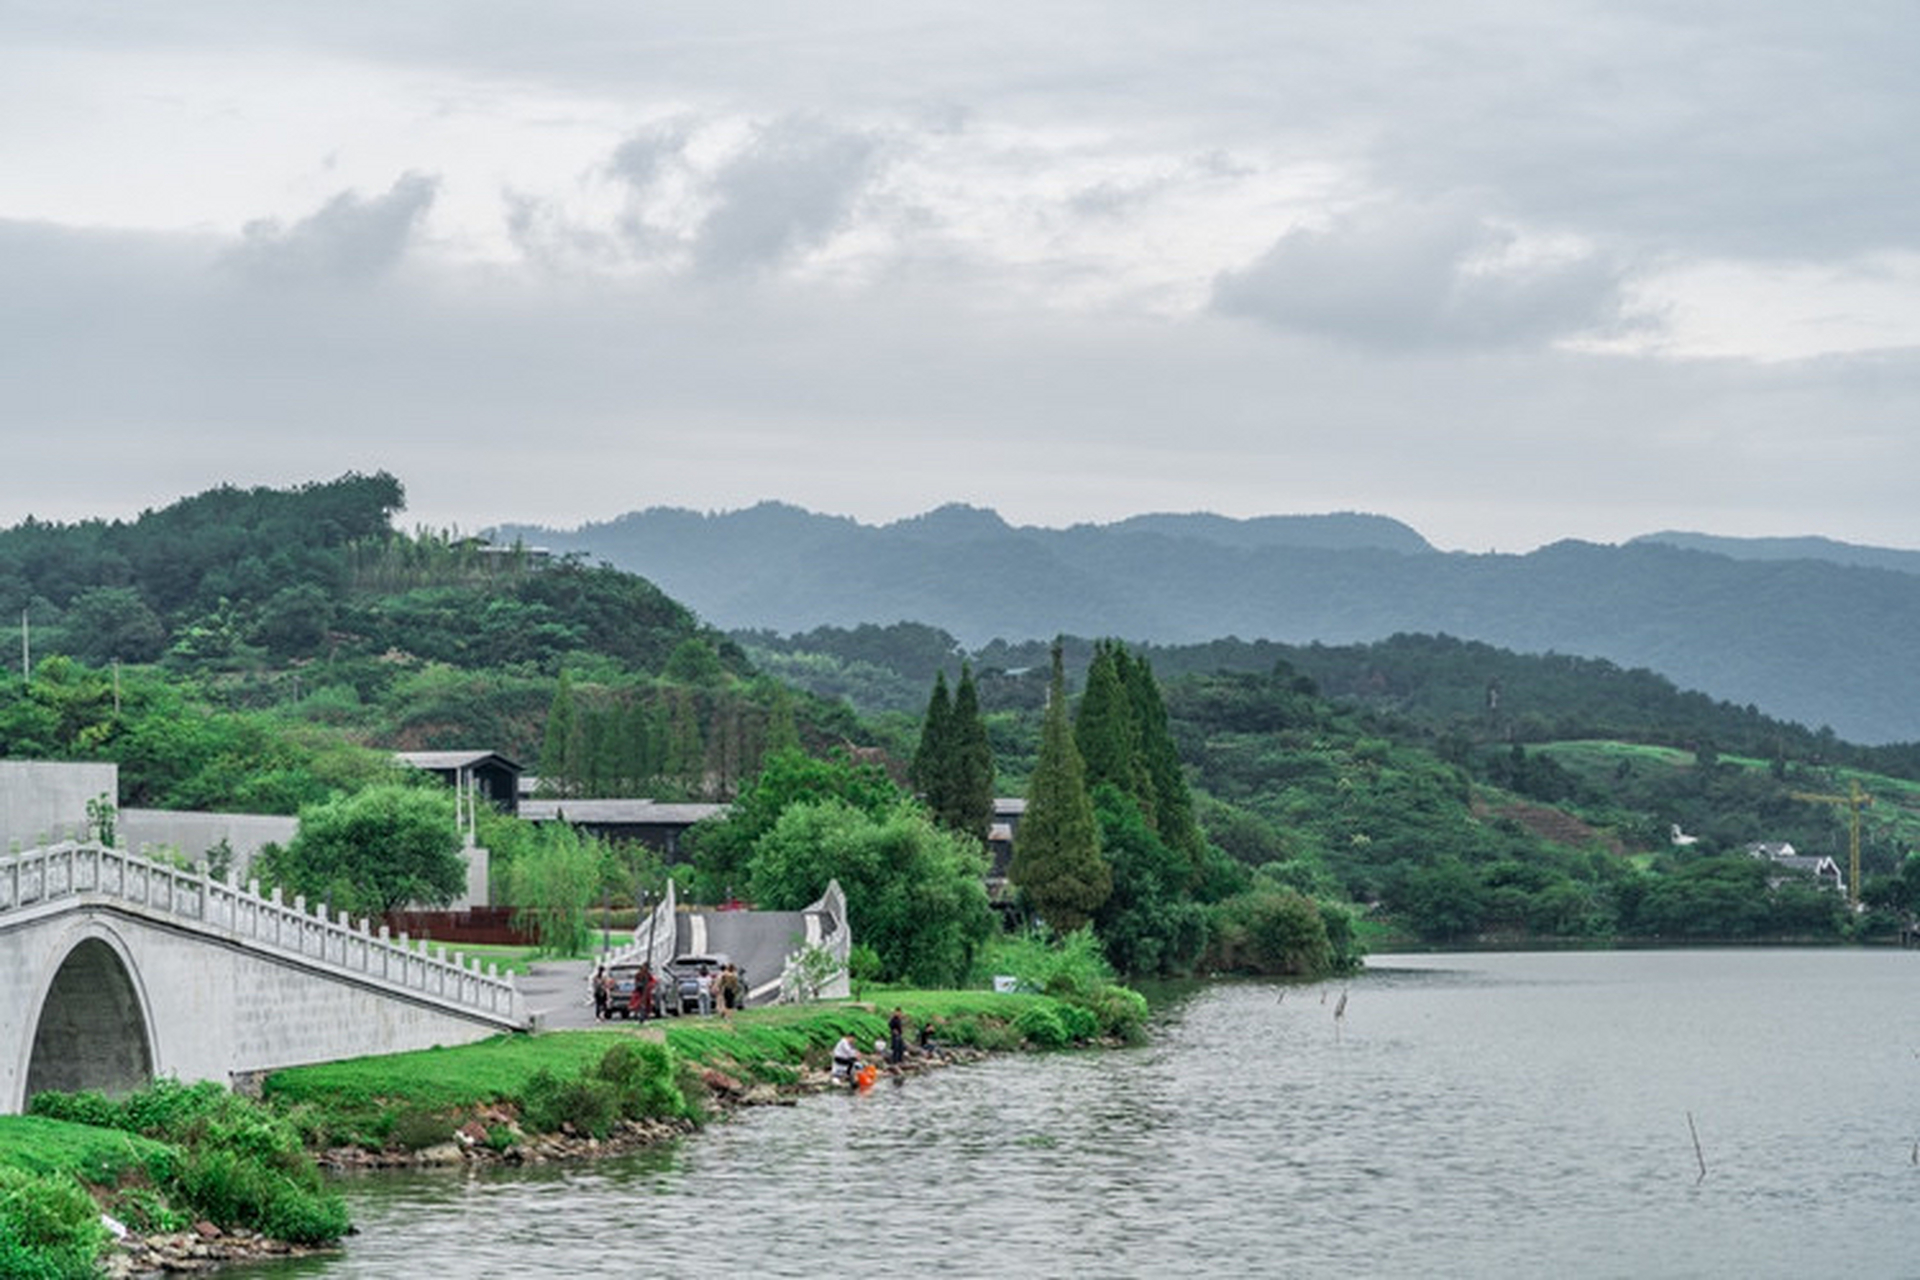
1,1080 -> 351,1278
263,986 -> 1146,1153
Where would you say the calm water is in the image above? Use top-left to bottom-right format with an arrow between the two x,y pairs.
238,950 -> 1920,1278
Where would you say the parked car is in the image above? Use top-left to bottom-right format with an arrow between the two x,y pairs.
664,953 -> 733,1015
602,963 -> 657,1019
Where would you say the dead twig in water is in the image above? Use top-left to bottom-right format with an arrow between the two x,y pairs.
1687,1111 -> 1707,1184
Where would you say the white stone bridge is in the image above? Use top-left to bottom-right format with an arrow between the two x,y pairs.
0,841 -> 527,1114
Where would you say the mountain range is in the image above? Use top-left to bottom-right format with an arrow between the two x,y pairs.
492,504 -> 1920,746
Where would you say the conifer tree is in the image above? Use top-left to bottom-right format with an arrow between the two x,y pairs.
948,662 -> 996,844
1010,640 -> 1109,932
1120,648 -> 1206,879
909,669 -> 953,803
1075,641 -> 1149,808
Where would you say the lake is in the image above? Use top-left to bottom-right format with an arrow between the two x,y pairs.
237,949 -> 1920,1278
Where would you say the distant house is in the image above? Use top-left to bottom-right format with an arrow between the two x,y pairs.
985,798 -> 1026,895
394,751 -> 523,819
1745,840 -> 1846,895
519,799 -> 729,862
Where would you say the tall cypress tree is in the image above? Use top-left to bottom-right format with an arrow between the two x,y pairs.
1075,640 -> 1149,810
1120,648 -> 1206,877
1010,641 -> 1109,933
910,669 -> 953,806
949,662 -> 995,844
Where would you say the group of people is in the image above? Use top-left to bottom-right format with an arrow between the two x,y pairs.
591,962 -> 658,1021
830,1007 -> 941,1087
590,960 -> 747,1021
695,962 -> 746,1019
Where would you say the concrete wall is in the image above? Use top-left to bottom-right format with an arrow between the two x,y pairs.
120,810 -> 299,882
0,761 -> 118,850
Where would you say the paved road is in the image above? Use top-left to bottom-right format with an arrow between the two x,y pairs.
520,958 -> 597,1029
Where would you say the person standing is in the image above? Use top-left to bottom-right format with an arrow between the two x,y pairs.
632,963 -> 654,1021
591,966 -> 609,1021
888,1007 -> 906,1066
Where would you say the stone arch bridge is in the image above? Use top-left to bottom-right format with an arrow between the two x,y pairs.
1,841 -> 527,1115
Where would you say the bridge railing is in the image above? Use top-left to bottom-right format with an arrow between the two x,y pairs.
1,840 -> 523,1026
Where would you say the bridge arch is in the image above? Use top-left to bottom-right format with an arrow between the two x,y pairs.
21,924 -> 155,1105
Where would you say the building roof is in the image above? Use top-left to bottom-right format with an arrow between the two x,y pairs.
520,799 -> 730,825
395,750 -> 524,773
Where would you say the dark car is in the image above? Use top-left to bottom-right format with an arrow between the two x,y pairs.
664,953 -> 733,1015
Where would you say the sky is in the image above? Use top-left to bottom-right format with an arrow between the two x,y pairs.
3,1 -> 1918,554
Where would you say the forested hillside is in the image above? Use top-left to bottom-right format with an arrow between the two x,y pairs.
8,476 -> 1917,950
741,620 -> 1920,942
502,502 -> 1920,743
0,475 -> 859,807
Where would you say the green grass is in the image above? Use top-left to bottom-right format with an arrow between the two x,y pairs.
0,1115 -> 175,1185
263,1031 -> 648,1111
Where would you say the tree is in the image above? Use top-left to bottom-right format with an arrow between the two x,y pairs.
1120,648 -> 1205,877
747,798 -> 993,987
257,784 -> 466,916
539,671 -> 579,796
911,664 -> 995,844
908,669 -> 952,803
507,821 -> 603,956
57,587 -> 166,665
1075,642 -> 1147,803
689,747 -> 902,902
1090,784 -> 1208,976
947,663 -> 996,843
1010,641 -> 1109,933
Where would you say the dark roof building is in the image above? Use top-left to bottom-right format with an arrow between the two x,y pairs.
519,799 -> 729,861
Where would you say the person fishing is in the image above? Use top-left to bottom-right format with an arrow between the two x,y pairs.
831,1032 -> 862,1086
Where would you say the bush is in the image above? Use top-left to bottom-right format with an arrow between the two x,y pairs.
520,1069 -> 619,1139
1055,1003 -> 1100,1042
0,1166 -> 106,1278
1013,1005 -> 1070,1049
973,929 -> 1116,999
28,1079 -> 348,1245
1081,985 -> 1151,1044
109,1186 -> 188,1235
593,1042 -> 688,1121
387,1108 -> 453,1152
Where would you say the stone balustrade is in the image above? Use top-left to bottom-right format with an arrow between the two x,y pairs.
0,840 -> 522,1026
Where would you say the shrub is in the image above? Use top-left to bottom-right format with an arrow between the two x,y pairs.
1013,1005 -> 1070,1049
594,1042 -> 688,1121
387,1108 -> 453,1152
1055,1003 -> 1100,1042
0,1166 -> 106,1278
520,1069 -> 618,1139
109,1185 -> 188,1235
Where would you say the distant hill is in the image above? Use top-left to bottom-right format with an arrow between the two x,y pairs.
496,505 -> 1920,746
1633,531 -> 1920,576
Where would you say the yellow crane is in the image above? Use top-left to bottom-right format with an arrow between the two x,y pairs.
1791,779 -> 1873,908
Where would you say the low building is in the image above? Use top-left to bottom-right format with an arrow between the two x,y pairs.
519,798 -> 729,862
1745,840 -> 1846,895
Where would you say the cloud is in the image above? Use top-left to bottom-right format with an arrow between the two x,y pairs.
226,172 -> 438,282
691,115 -> 882,275
1210,200 -> 1631,351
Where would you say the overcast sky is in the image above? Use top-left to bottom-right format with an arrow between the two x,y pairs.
3,1 -> 1917,553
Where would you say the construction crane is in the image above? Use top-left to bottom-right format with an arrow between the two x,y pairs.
1791,779 -> 1873,908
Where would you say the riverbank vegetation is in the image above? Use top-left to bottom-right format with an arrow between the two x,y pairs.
0,1080 -> 351,1278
